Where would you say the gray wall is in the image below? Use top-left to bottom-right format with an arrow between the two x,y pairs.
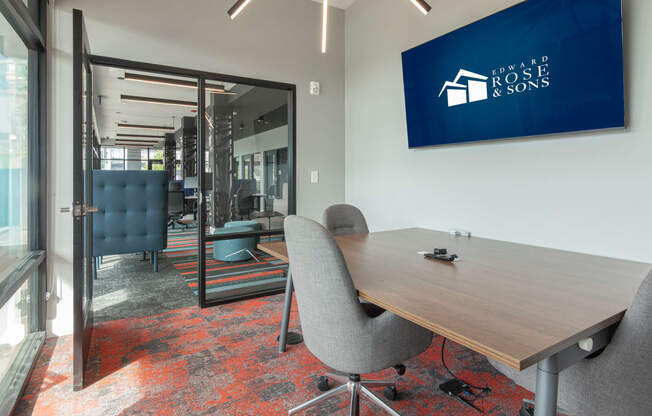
345,0 -> 652,262
47,0 -> 346,336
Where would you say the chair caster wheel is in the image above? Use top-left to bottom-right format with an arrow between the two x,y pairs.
317,376 -> 330,392
383,386 -> 398,401
393,364 -> 406,376
519,403 -> 534,416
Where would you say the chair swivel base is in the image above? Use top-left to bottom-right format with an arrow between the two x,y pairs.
288,374 -> 400,416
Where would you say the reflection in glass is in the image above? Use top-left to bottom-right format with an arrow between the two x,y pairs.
0,277 -> 30,379
204,83 -> 290,232
0,13 -> 29,276
202,81 -> 291,303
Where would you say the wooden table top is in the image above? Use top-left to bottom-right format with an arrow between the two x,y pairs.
258,228 -> 651,370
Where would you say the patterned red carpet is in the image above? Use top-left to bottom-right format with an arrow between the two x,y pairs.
15,294 -> 531,416
164,228 -> 288,297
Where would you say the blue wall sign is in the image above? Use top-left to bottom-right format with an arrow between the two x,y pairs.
401,0 -> 624,148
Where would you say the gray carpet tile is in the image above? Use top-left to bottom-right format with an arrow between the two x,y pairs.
93,252 -> 196,324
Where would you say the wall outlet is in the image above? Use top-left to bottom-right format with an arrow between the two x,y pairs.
310,170 -> 319,184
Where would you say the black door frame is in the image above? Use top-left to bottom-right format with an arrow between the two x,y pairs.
85,55 -> 297,309
72,8 -> 95,391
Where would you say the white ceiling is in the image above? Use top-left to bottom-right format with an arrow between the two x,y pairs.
92,66 -> 235,146
311,0 -> 358,9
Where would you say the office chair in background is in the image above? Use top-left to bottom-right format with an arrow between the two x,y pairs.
284,216 -> 433,416
234,179 -> 256,219
168,190 -> 187,229
322,204 -> 383,314
489,272 -> 652,416
322,204 -> 370,236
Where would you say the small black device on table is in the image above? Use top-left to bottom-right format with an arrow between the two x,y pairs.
424,248 -> 458,262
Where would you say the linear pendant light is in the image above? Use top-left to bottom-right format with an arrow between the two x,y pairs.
321,0 -> 328,54
117,133 -> 166,139
115,138 -> 160,143
114,141 -> 156,147
121,94 -> 197,108
117,123 -> 175,131
410,0 -> 432,15
124,73 -> 235,95
228,0 -> 252,19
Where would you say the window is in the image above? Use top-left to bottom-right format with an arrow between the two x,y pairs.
0,0 -> 47,412
0,277 -> 30,379
100,146 -> 165,171
0,12 -> 29,275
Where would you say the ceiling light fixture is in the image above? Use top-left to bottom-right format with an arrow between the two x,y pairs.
410,0 -> 432,15
228,0 -> 252,19
321,0 -> 328,54
116,133 -> 166,139
121,94 -> 197,108
115,142 -> 156,148
117,123 -> 175,131
123,73 -> 236,95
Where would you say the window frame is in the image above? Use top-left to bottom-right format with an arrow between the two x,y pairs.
99,146 -> 165,171
0,0 -> 47,414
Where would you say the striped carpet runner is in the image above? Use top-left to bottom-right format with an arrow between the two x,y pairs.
163,228 -> 288,297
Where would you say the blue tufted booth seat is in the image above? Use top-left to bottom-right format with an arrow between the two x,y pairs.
92,170 -> 169,274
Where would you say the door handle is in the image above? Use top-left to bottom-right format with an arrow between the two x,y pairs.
59,203 -> 97,217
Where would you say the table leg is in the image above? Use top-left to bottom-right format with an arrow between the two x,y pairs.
533,357 -> 559,416
278,269 -> 294,353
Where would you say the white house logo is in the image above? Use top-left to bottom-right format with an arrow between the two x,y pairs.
438,69 -> 488,107
437,56 -> 551,107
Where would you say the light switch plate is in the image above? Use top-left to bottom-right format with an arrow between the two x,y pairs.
310,170 -> 319,184
310,81 -> 320,95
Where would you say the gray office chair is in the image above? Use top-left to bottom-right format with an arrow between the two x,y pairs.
489,271 -> 652,416
284,216 -> 433,416
322,204 -> 383,314
167,190 -> 187,229
322,204 -> 369,236
234,179 -> 256,219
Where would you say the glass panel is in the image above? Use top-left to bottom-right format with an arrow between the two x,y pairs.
202,80 -> 291,303
0,277 -> 30,379
140,149 -> 149,160
0,13 -> 29,277
104,147 -> 124,159
150,149 -> 163,161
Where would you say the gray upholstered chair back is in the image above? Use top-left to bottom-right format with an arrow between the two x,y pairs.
284,215 -> 432,375
322,204 -> 369,236
572,270 -> 652,415
93,170 -> 168,257
284,216 -> 371,354
489,271 -> 652,416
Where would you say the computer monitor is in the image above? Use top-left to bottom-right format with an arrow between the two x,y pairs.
184,176 -> 198,189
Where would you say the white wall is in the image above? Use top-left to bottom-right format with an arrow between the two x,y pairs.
47,0 -> 346,336
345,0 -> 652,263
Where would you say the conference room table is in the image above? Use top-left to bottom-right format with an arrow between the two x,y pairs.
258,228 -> 651,416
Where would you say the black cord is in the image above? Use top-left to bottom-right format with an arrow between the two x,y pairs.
441,338 -> 491,393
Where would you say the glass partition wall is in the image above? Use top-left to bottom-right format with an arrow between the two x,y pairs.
86,55 -> 295,308
199,78 -> 295,306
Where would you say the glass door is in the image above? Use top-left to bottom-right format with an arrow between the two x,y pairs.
197,77 -> 295,306
69,9 -> 96,390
